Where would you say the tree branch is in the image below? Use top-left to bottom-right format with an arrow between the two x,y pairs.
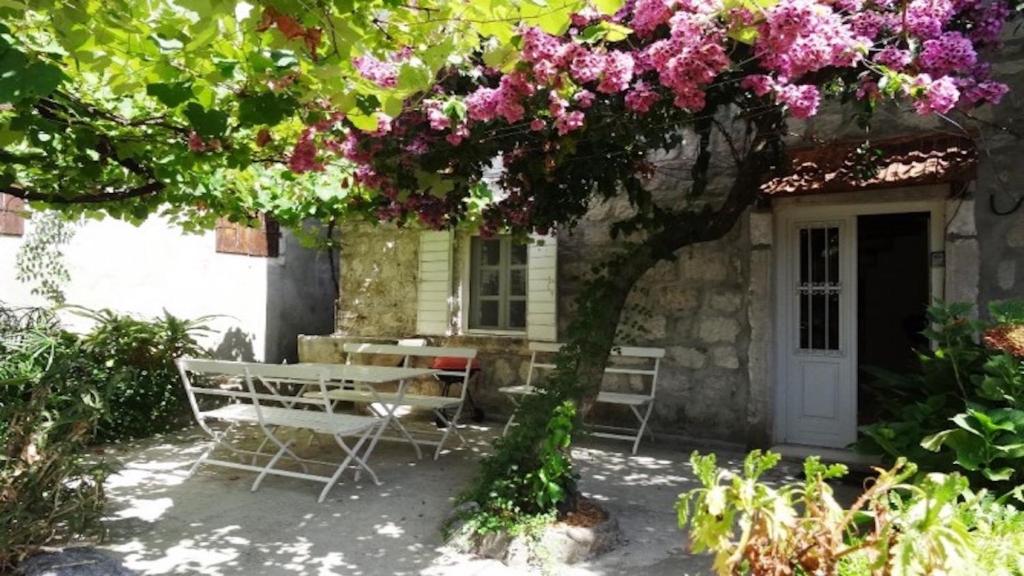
3,181 -> 165,204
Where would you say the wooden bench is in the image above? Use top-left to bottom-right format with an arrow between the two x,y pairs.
302,343 -> 478,460
176,358 -> 385,503
499,342 -> 664,454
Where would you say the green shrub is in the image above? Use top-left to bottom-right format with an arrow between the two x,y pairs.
857,300 -> 1024,491
677,450 -> 1024,576
0,317 -> 109,571
70,307 -> 212,442
0,304 -> 212,569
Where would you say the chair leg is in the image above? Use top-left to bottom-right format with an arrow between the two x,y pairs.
502,396 -> 520,436
631,403 -> 656,455
251,440 -> 293,492
189,441 -> 217,477
432,404 -> 466,460
318,426 -> 379,503
368,403 -> 423,460
190,423 -> 241,477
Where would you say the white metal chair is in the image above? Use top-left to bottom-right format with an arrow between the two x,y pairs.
499,342 -> 664,455
177,358 -> 382,503
304,343 -> 478,460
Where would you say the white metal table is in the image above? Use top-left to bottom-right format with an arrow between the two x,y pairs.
298,363 -> 440,463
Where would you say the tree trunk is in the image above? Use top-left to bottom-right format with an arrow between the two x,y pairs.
569,115 -> 783,419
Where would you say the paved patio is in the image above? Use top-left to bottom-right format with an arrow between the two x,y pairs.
98,424 -> 804,576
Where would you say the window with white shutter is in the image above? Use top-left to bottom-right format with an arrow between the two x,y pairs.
469,236 -> 528,330
415,230 -> 453,335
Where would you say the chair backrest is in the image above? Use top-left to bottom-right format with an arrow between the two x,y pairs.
525,342 -> 664,398
175,358 -> 366,427
341,342 -> 478,398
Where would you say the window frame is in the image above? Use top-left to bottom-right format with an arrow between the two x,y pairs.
468,235 -> 528,332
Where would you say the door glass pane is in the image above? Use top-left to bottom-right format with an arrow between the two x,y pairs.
510,243 -> 527,265
800,229 -> 809,285
798,224 -> 841,352
481,269 -> 500,296
479,300 -> 499,327
508,300 -> 526,329
811,293 -> 826,349
481,239 -> 501,266
828,292 -> 840,350
827,227 -> 839,285
510,269 -> 526,296
800,293 -> 810,349
811,227 -> 825,284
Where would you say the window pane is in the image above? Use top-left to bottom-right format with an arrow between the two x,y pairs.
510,269 -> 526,296
509,300 -> 526,329
510,243 -> 527,265
481,239 -> 501,266
479,300 -> 499,327
481,269 -> 501,296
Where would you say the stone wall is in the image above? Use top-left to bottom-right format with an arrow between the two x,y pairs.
975,31 -> 1024,309
335,225 -> 420,337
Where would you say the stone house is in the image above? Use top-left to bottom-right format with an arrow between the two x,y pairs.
300,36 -> 1024,453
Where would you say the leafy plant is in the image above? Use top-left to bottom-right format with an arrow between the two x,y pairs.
0,316 -> 109,571
858,301 -> 1024,491
69,307 -> 213,442
14,212 -> 76,305
677,450 -> 1024,576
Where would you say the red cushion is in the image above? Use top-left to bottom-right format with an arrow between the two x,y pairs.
431,356 -> 481,371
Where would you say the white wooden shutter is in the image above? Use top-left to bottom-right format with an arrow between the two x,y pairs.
526,233 -> 558,341
416,230 -> 453,335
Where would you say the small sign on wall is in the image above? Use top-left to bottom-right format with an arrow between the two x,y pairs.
930,251 -> 946,268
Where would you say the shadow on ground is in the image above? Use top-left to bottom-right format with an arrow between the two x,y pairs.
99,423 -> 806,576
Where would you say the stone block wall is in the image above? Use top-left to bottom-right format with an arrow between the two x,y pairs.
335,225 -> 420,337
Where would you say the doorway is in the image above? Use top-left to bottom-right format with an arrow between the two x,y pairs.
774,198 -> 945,449
856,213 -> 931,425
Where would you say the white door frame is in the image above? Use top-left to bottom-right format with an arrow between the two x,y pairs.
772,191 -> 947,447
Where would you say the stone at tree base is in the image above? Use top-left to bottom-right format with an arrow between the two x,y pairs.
446,501 -> 621,569
17,548 -> 136,576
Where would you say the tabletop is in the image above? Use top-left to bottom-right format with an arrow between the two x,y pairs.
295,363 -> 440,384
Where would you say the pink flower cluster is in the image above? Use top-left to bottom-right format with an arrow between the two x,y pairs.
644,12 -> 729,111
912,74 -> 961,114
919,32 -> 978,76
466,73 -> 534,124
755,0 -> 864,79
352,55 -> 398,88
312,0 -> 1014,232
288,128 -> 324,173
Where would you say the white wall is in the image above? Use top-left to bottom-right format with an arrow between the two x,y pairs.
0,215 -> 278,360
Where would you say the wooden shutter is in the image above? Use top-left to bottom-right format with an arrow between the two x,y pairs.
215,215 -> 280,257
416,230 -> 453,335
0,194 -> 25,237
526,233 -> 557,341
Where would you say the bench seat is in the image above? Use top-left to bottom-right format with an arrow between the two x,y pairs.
202,404 -> 378,437
302,389 -> 461,410
499,386 -> 652,406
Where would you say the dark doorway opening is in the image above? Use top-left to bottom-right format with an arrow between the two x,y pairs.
857,212 -> 931,426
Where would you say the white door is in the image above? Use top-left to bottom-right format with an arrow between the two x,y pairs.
780,219 -> 857,448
